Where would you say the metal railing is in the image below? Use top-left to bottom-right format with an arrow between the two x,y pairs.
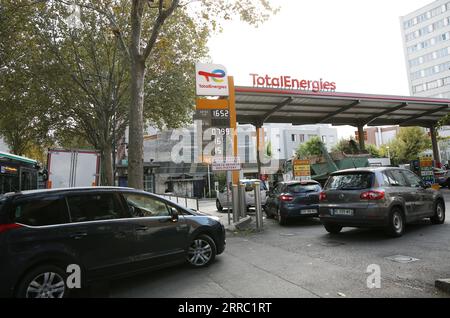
158,194 -> 199,211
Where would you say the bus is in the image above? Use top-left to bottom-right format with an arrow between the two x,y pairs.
0,152 -> 40,194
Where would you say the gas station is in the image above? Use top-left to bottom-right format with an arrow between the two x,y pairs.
195,64 -> 450,227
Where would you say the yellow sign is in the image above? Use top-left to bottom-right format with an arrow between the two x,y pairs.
293,160 -> 311,177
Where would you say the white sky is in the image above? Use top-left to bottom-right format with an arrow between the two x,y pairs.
207,0 -> 433,139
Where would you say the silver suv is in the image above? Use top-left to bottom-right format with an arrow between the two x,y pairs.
319,167 -> 445,237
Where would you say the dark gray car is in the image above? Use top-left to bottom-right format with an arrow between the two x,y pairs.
0,187 -> 225,298
265,180 -> 321,225
319,167 -> 445,237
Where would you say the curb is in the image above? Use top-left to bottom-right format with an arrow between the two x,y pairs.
435,279 -> 450,293
225,216 -> 253,232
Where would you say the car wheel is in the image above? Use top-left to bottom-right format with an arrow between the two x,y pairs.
187,234 -> 217,268
386,208 -> 405,238
216,199 -> 223,212
323,223 -> 342,234
16,265 -> 68,298
431,200 -> 445,225
277,207 -> 287,226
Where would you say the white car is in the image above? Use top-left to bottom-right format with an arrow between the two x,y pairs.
216,179 -> 268,212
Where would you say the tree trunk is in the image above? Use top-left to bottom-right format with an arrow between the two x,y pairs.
101,142 -> 114,186
128,58 -> 145,189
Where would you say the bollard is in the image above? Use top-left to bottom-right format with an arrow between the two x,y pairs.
232,184 -> 239,223
226,183 -> 231,225
254,181 -> 263,231
239,183 -> 247,218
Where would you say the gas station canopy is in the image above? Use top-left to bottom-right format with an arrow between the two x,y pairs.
234,87 -> 450,128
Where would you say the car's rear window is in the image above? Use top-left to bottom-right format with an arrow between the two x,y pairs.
325,172 -> 374,190
287,183 -> 320,193
13,196 -> 70,226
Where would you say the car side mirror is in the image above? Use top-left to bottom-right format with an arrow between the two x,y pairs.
171,208 -> 179,222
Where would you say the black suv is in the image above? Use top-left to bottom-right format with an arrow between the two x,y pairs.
0,187 -> 225,298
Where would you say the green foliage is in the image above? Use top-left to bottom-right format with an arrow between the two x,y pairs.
296,136 -> 324,159
0,1 -> 58,156
265,141 -> 272,158
365,144 -> 381,158
386,127 -> 432,165
332,138 -> 360,154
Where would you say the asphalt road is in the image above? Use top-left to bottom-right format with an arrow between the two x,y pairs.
101,191 -> 450,298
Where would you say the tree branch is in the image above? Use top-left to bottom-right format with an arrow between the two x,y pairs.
142,0 -> 180,60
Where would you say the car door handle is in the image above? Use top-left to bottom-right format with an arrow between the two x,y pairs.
70,232 -> 88,240
136,226 -> 149,232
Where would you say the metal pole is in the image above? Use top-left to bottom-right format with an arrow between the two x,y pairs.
226,171 -> 231,225
207,164 -> 211,198
254,181 -> 263,231
239,182 -> 246,218
430,126 -> 441,165
232,184 -> 239,223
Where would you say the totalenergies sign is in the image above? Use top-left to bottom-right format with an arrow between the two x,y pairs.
195,63 -> 229,96
250,73 -> 337,93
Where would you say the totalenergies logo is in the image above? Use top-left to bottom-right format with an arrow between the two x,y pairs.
198,69 -> 226,83
195,63 -> 229,96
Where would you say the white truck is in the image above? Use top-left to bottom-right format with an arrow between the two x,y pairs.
47,149 -> 101,189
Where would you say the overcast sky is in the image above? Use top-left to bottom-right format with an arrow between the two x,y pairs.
207,0 -> 433,138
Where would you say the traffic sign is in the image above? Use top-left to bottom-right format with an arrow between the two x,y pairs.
212,157 -> 241,171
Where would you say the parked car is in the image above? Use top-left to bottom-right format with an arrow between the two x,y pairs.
216,179 -> 268,212
0,187 -> 226,298
319,167 -> 445,237
265,180 -> 322,225
434,167 -> 450,188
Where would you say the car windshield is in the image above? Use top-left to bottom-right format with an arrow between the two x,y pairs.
325,172 -> 374,190
241,180 -> 267,191
287,183 -> 320,193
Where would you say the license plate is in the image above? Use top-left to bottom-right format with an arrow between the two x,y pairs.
331,209 -> 354,216
301,209 -> 318,215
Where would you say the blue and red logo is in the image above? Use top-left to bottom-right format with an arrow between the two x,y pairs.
198,69 -> 226,83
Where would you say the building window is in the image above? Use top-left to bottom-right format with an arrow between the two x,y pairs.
291,134 -> 296,142
299,134 -> 305,142
321,136 -> 327,143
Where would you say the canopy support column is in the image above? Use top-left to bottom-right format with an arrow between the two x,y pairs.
357,125 -> 365,151
255,124 -> 262,179
430,126 -> 441,164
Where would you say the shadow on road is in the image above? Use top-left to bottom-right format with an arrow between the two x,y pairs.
318,219 -> 442,243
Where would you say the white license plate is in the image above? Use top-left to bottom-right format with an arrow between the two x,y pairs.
331,209 -> 354,216
301,209 -> 318,215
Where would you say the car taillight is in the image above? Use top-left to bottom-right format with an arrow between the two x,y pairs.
279,194 -> 294,202
319,192 -> 327,201
360,190 -> 385,200
0,223 -> 22,234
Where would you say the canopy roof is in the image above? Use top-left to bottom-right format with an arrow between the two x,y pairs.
0,151 -> 37,165
234,87 -> 450,127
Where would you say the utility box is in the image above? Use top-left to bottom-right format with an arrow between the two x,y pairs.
47,149 -> 100,188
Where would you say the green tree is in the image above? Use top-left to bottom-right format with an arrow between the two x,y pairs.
386,127 -> 432,165
296,136 -> 324,159
0,1 -> 58,156
365,144 -> 381,158
332,138 -> 360,154
67,0 -> 279,189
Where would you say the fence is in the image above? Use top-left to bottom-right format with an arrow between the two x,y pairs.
158,194 -> 199,211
